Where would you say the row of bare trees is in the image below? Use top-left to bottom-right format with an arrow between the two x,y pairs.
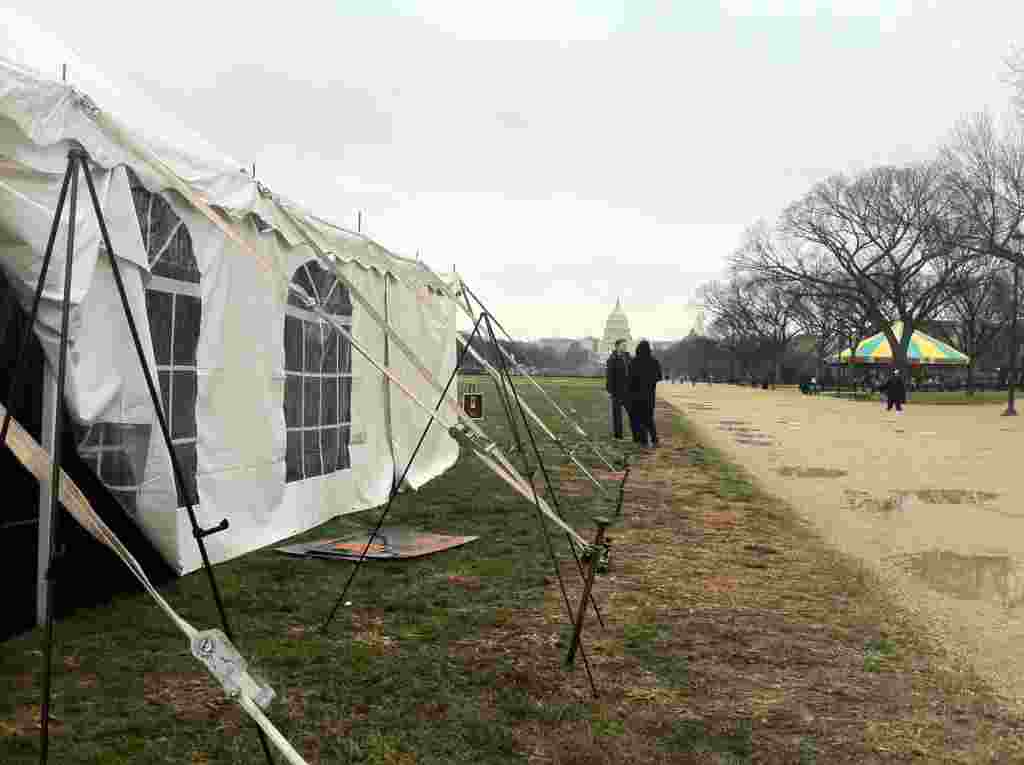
699,112 -> 1024,392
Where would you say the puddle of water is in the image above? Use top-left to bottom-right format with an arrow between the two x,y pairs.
844,488 -> 1000,513
777,466 -> 847,478
894,550 -> 1024,609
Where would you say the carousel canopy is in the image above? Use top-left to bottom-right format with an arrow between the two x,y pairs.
836,322 -> 969,366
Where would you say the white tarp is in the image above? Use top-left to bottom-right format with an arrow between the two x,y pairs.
0,12 -> 458,574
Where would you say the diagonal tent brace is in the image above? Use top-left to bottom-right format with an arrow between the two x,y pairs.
0,401 -> 309,765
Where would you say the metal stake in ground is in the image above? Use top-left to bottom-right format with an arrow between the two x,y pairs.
565,516 -> 611,671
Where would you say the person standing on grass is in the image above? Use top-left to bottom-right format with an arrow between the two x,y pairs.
627,339 -> 663,447
883,368 -> 907,412
605,338 -> 632,440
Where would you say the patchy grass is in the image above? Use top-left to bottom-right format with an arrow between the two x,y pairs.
3,376 -> 1024,763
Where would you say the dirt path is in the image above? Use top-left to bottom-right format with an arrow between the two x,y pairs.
660,383 -> 1024,709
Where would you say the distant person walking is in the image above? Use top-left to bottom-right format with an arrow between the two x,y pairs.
882,369 -> 907,412
605,339 -> 632,440
628,340 -> 663,447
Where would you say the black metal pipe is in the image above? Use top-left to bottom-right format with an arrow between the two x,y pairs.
38,151 -> 79,765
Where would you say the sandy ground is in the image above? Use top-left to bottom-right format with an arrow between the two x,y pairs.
659,382 -> 1024,708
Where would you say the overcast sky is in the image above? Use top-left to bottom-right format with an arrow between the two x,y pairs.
7,1 -> 1024,340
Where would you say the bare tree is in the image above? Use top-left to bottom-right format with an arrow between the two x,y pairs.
943,112 -> 1024,265
701,280 -> 750,381
701,273 -> 801,385
734,163 -> 973,376
930,256 -> 1012,393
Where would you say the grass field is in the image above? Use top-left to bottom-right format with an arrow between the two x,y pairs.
3,376 -> 1024,763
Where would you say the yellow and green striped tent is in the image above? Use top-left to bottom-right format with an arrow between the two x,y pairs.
837,322 -> 969,366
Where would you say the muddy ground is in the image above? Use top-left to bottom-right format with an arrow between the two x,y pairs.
659,382 -> 1024,711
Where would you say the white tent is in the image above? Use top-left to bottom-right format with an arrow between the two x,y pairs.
0,10 -> 461,575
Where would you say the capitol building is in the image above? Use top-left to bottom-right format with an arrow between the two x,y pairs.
599,299 -> 634,356
598,298 -> 705,358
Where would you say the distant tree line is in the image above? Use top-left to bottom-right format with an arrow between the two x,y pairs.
457,334 -> 599,375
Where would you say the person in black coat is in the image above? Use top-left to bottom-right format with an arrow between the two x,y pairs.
882,369 -> 907,412
627,339 -> 663,447
605,339 -> 632,439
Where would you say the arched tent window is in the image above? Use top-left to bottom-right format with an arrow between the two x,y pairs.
77,179 -> 200,510
284,260 -> 353,482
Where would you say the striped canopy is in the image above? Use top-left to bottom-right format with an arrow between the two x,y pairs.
837,322 -> 969,366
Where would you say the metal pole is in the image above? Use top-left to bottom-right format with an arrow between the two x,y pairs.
35,367 -> 57,626
39,151 -> 80,765
565,516 -> 610,669
1006,258 -> 1019,417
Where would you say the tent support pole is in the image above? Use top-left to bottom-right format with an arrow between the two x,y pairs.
76,151 -> 277,765
480,313 -> 600,696
320,312 -> 488,633
0,155 -> 76,765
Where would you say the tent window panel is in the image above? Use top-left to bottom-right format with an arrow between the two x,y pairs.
322,329 -> 339,372
173,295 -> 200,364
112,490 -> 138,516
158,371 -> 172,421
284,375 -> 302,428
289,265 -> 315,309
283,259 -> 353,484
303,377 -> 320,427
147,196 -> 179,260
174,442 -> 197,506
303,322 -> 323,374
322,427 -> 339,473
303,429 -> 321,478
284,316 -> 302,372
154,229 -> 200,283
286,431 -> 302,483
171,372 -> 197,440
338,425 -> 351,470
127,173 -> 201,512
322,378 -> 339,425
146,290 -> 173,366
339,335 -> 351,372
340,377 -> 352,422
323,281 -> 352,315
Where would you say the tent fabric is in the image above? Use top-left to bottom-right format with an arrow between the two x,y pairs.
0,16 -> 459,574
837,321 -> 970,366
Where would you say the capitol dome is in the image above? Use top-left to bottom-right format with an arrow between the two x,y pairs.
600,299 -> 633,357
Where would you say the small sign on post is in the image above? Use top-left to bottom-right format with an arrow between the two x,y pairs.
459,380 -> 484,420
